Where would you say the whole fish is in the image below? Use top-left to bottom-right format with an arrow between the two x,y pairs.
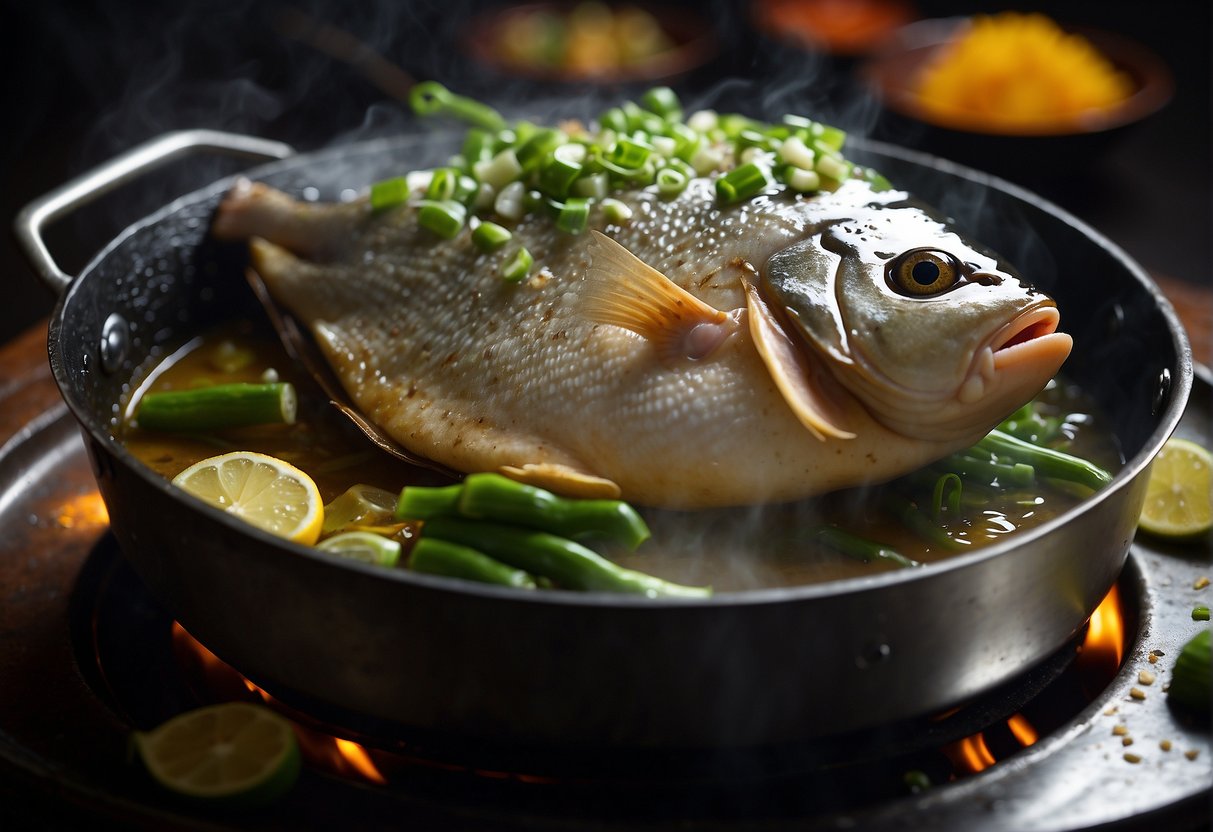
212,174 -> 1071,508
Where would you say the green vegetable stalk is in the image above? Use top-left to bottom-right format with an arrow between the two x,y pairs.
136,382 -> 297,433
977,429 -> 1111,491
410,538 -> 536,589
421,516 -> 709,597
812,526 -> 920,569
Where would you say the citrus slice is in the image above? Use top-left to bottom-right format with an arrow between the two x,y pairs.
171,451 -> 324,545
317,531 -> 403,567
1138,438 -> 1213,541
321,484 -> 399,535
131,702 -> 301,806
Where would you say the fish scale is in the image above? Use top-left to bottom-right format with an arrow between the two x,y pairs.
212,175 -> 1071,507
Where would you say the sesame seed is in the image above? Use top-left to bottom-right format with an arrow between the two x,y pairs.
1185,749 -> 1201,761
1124,753 -> 1142,764
1139,670 -> 1156,685
1129,687 -> 1147,701
1122,737 -> 1134,747
1195,576 -> 1210,590
1112,725 -> 1129,736
1160,740 -> 1173,752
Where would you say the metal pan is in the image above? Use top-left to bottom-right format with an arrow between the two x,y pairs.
14,129 -> 1192,752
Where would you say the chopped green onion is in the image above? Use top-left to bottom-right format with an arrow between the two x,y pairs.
425,167 -> 460,201
417,199 -> 466,238
656,166 -> 689,198
601,198 -> 633,224
716,162 -> 773,204
137,382 -> 297,433
515,128 -> 565,171
369,177 -> 409,212
783,165 -> 821,193
623,100 -> 665,134
599,106 -> 629,134
500,246 -> 533,283
571,172 -> 609,200
556,197 -> 590,235
1168,629 -> 1210,714
539,149 -> 583,197
409,81 -> 506,131
640,86 -> 682,121
472,221 -> 512,252
494,181 -> 527,221
778,135 -> 816,170
811,122 -> 847,152
1193,606 -> 1210,621
816,153 -> 851,183
605,137 -> 653,170
461,129 -> 494,167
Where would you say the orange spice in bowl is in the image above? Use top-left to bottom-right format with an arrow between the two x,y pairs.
911,13 -> 1135,134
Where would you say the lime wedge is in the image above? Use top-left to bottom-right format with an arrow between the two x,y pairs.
317,531 -> 403,567
132,702 -> 300,806
1138,438 -> 1213,541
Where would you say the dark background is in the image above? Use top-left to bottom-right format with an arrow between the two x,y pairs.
2,0 -> 1209,344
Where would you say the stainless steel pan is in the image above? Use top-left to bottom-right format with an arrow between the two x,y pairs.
15,129 -> 1192,752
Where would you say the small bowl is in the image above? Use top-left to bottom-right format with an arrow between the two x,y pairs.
863,18 -> 1173,174
462,3 -> 717,85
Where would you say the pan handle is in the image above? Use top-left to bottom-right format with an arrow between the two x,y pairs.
13,129 -> 295,296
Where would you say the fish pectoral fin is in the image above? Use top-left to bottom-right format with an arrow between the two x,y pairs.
498,463 -> 623,500
582,230 -> 737,362
743,277 -> 856,441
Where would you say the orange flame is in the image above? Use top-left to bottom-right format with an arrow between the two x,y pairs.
1006,713 -> 1038,747
1080,584 -> 1124,670
55,493 -> 109,529
943,733 -> 996,775
172,622 -> 386,785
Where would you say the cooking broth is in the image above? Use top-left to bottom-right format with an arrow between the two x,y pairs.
122,320 -> 1122,591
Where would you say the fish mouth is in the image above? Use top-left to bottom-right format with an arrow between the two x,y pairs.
959,304 -> 1073,404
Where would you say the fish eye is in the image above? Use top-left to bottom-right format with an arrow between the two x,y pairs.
887,249 -> 962,297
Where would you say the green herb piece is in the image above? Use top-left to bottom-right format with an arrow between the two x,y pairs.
500,246 -> 534,283
472,221 -> 512,252
369,176 -> 409,212
716,162 -> 774,204
1168,629 -> 1210,714
1194,606 -> 1211,622
417,199 -> 467,238
812,526 -> 921,569
556,198 -> 590,235
137,383 -> 297,433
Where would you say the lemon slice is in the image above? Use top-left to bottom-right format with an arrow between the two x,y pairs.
172,451 -> 324,545
1138,438 -> 1213,541
321,484 -> 400,535
317,531 -> 403,567
132,702 -> 301,806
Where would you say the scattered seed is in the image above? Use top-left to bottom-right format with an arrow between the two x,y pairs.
1195,576 -> 1210,590
1112,725 -> 1129,736
1122,737 -> 1134,747
1160,740 -> 1173,752
1185,749 -> 1200,761
1104,706 -> 1119,716
1124,753 -> 1142,764
1139,670 -> 1156,685
1129,687 -> 1147,701
1148,653 -> 1159,664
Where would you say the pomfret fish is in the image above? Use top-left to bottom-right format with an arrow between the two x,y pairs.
212,175 -> 1072,507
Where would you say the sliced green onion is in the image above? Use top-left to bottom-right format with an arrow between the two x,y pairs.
716,162 -> 773,205
1194,606 -> 1211,621
515,128 -> 565,171
417,199 -> 466,239
494,181 -> 527,221
656,166 -> 688,198
409,81 -> 506,131
572,172 -> 609,200
605,137 -> 653,170
816,153 -> 851,183
623,100 -> 665,134
640,86 -> 682,121
369,177 -> 409,212
599,106 -> 628,134
811,122 -> 846,152
472,221 -> 512,252
778,134 -> 816,170
461,129 -> 494,167
783,165 -> 821,193
539,149 -> 583,198
932,473 -> 963,519
425,167 -> 460,201
500,246 -> 533,283
601,198 -> 633,224
687,110 -> 718,133
556,197 -> 590,235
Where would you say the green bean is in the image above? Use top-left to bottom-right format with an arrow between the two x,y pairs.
458,473 -> 650,548
882,495 -> 968,552
421,517 -> 709,597
409,538 -> 536,588
136,382 -> 296,432
811,527 -> 920,569
936,450 -> 1036,489
396,483 -> 463,520
978,429 -> 1111,491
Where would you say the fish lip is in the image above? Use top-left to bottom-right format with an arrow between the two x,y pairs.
988,304 -> 1067,370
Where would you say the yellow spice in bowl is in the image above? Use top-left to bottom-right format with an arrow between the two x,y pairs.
913,13 -> 1134,133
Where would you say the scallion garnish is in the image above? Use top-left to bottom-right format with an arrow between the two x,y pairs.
392,82 -> 875,241
472,221 -> 512,252
716,162 -> 774,205
500,246 -> 533,283
417,199 -> 466,239
369,177 -> 409,212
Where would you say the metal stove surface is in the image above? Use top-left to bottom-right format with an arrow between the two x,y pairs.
0,335 -> 1209,830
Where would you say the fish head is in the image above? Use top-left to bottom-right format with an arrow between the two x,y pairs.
764,187 -> 1073,442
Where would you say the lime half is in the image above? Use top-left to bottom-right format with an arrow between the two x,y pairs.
132,702 -> 301,807
1138,438 -> 1213,541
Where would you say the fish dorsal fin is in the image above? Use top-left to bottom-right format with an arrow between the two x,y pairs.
742,276 -> 856,441
582,231 -> 736,362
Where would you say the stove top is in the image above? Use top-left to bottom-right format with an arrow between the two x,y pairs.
0,340 -> 1209,830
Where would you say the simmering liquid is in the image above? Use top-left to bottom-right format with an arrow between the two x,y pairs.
123,320 -> 1122,591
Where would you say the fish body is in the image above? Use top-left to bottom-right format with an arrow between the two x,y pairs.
212,175 -> 1071,508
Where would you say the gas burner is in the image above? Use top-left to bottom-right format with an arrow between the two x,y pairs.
0,366 -> 1210,830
